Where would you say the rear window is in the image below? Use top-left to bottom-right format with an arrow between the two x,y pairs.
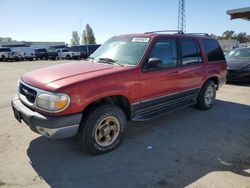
203,39 -> 225,62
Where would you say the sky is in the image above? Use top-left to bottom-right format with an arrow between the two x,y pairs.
0,0 -> 249,44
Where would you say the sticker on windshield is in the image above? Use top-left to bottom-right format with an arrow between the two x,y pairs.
132,37 -> 150,43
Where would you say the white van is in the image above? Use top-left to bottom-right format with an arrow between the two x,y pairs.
11,47 -> 35,60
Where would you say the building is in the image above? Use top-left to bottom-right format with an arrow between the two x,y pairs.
227,7 -> 250,21
218,39 -> 239,52
0,41 -> 65,49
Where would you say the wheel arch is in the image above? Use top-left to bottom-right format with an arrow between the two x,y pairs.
202,76 -> 219,90
82,95 -> 132,120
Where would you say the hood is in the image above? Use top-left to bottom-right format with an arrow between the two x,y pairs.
227,58 -> 250,70
21,61 -> 125,90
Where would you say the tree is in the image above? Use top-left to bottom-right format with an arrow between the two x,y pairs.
71,31 -> 80,45
236,32 -> 248,43
82,24 -> 96,44
210,33 -> 218,39
0,37 -> 12,42
222,30 -> 236,39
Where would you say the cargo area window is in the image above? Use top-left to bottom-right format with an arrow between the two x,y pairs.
203,39 -> 225,62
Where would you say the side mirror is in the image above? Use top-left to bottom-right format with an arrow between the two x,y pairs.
148,58 -> 163,68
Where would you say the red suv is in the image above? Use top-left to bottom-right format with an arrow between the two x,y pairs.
12,31 -> 227,155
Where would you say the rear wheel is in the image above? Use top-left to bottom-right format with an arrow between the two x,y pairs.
197,80 -> 216,110
78,104 -> 127,155
66,55 -> 71,60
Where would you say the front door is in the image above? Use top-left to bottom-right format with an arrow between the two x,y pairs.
138,37 -> 181,102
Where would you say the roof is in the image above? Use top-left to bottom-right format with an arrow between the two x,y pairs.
227,7 -> 250,21
118,31 -> 211,39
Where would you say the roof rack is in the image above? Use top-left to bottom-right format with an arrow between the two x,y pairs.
185,33 -> 210,37
144,30 -> 184,34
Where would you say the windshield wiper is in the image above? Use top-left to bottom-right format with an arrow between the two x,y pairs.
98,58 -> 124,66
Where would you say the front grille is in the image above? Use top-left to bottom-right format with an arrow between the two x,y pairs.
19,83 -> 37,103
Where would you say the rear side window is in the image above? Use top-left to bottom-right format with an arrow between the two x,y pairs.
180,38 -> 202,65
203,39 -> 225,62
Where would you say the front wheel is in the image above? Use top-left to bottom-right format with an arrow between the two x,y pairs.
78,104 -> 127,155
2,55 -> 6,62
196,80 -> 216,110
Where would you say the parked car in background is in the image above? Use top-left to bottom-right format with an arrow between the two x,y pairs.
47,45 -> 66,60
57,48 -> 81,60
34,48 -> 48,60
12,31 -> 227,155
69,44 -> 101,59
0,47 -> 14,61
11,47 -> 35,61
226,47 -> 250,82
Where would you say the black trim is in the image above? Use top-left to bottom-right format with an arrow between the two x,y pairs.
131,88 -> 200,121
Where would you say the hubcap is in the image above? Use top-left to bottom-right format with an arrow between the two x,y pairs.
204,86 -> 214,106
95,116 -> 120,147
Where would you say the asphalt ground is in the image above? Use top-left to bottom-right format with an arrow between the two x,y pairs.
0,60 -> 250,188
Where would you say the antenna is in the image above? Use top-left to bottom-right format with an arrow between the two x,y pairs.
178,0 -> 186,33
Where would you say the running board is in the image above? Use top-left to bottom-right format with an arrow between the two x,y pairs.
131,96 -> 197,121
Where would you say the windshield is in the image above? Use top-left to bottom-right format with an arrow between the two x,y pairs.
225,48 -> 250,60
90,36 -> 150,65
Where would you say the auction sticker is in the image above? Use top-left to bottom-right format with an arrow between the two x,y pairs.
132,37 -> 150,42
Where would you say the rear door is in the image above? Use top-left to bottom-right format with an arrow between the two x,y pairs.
179,37 -> 204,90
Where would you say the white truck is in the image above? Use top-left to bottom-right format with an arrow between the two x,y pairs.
0,47 -> 15,61
57,48 -> 81,60
11,47 -> 36,60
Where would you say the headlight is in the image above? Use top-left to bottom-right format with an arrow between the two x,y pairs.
36,93 -> 70,112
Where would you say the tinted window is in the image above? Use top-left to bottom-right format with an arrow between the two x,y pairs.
88,45 -> 100,52
149,40 -> 177,68
203,39 -> 225,62
36,49 -> 47,53
0,48 -> 11,52
69,46 -> 80,52
180,38 -> 202,65
79,45 -> 87,51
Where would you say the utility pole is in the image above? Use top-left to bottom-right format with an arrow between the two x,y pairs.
178,0 -> 186,32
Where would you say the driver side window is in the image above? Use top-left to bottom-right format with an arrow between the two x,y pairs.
149,40 -> 178,69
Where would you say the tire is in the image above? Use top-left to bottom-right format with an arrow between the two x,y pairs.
78,104 -> 127,155
196,80 -> 216,110
66,55 -> 71,60
2,55 -> 6,62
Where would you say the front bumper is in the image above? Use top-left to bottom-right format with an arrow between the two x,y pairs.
11,96 -> 82,139
227,70 -> 250,82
